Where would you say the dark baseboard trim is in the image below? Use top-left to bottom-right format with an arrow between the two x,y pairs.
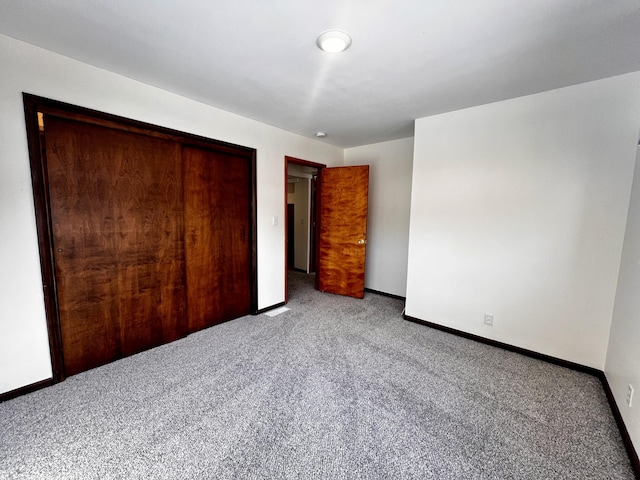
0,378 -> 54,403
253,302 -> 286,315
600,373 -> 640,477
404,313 -> 640,478
403,314 -> 600,375
364,288 -> 406,301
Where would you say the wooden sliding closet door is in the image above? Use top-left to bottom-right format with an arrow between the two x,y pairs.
45,116 -> 187,376
183,146 -> 252,332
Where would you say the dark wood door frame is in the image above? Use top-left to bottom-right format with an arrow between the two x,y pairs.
23,93 -> 258,383
284,156 -> 325,303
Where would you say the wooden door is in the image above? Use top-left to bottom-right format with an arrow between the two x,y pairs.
183,146 -> 252,332
45,115 -> 187,376
317,165 -> 369,298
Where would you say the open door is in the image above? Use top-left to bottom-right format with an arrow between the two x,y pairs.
317,165 -> 369,298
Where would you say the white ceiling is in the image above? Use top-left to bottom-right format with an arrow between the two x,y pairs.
1,0 -> 639,148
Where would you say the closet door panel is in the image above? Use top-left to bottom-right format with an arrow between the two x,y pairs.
114,142 -> 187,356
46,117 -> 122,375
45,116 -> 186,375
183,146 -> 252,332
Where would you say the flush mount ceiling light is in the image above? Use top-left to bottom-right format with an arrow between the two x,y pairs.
315,131 -> 327,138
316,30 -> 352,53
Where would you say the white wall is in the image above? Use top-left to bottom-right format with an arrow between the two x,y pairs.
345,137 -> 414,297
606,147 -> 640,452
406,72 -> 640,369
0,34 -> 343,395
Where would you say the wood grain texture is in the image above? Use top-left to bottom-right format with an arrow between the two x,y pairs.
317,166 -> 369,299
45,116 -> 187,375
183,146 -> 252,332
24,94 -> 258,384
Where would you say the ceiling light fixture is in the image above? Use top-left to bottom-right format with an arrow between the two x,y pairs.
316,30 -> 352,53
315,131 -> 327,138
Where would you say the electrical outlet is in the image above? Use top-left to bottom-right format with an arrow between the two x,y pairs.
484,313 -> 494,326
627,384 -> 634,407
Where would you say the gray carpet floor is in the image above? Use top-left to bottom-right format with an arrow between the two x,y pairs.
0,271 -> 635,479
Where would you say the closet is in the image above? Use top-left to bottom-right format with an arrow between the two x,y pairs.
25,95 -> 256,379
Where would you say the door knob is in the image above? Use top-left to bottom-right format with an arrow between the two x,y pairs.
358,239 -> 366,245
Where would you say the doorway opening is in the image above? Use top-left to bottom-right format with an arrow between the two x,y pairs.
285,156 -> 325,303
